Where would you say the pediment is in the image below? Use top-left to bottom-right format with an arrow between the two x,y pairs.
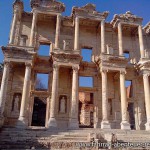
81,3 -> 96,12
111,11 -> 143,27
30,0 -> 65,13
72,3 -> 109,20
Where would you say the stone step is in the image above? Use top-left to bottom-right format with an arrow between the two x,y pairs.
1,127 -> 150,150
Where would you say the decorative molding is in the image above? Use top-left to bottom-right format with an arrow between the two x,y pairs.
1,46 -> 36,61
72,3 -> 109,20
144,22 -> 150,34
111,11 -> 143,28
30,0 -> 65,13
51,51 -> 81,64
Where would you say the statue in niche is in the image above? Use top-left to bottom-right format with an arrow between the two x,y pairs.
63,40 -> 70,50
106,44 -> 113,55
59,96 -> 67,113
13,95 -> 19,113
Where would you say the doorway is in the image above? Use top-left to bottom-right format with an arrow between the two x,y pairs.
79,92 -> 94,128
31,97 -> 46,126
128,102 -> 135,130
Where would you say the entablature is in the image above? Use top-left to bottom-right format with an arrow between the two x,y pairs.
111,11 -> 143,28
97,54 -> 128,72
138,59 -> 150,72
51,50 -> 82,65
1,46 -> 36,63
30,90 -> 50,98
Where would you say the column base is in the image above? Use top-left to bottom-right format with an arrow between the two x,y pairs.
121,121 -> 130,130
145,121 -> 150,130
16,116 -> 27,129
48,117 -> 57,129
94,121 -> 101,128
101,120 -> 111,129
0,116 -> 4,128
68,118 -> 79,129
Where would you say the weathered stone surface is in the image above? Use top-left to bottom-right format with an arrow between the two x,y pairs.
0,1 -> 150,149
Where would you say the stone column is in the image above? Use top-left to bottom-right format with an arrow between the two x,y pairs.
48,64 -> 59,128
101,69 -> 111,129
143,73 -> 150,130
118,23 -> 123,56
9,10 -> 18,44
120,71 -> 130,129
0,62 -> 10,127
17,63 -> 31,127
69,66 -> 79,129
55,14 -> 61,49
138,25 -> 145,58
101,19 -> 106,53
29,12 -> 37,47
74,16 -> 79,50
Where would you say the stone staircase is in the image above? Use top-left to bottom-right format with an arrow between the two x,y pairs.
0,126 -> 150,149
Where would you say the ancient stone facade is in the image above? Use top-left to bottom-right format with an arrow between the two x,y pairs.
0,0 -> 150,131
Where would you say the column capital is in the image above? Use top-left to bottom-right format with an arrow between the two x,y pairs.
120,70 -> 126,75
14,9 -> 19,15
72,66 -> 79,73
75,16 -> 79,20
143,73 -> 150,79
138,25 -> 143,29
57,13 -> 62,18
101,69 -> 108,74
3,61 -> 10,68
33,11 -> 38,16
101,19 -> 105,23
53,64 -> 59,70
25,62 -> 32,67
118,22 -> 123,27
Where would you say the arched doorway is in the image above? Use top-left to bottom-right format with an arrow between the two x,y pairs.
31,97 -> 46,126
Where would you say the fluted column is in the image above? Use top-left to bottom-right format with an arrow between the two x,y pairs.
101,19 -> 106,53
48,64 -> 59,128
0,62 -> 10,127
17,63 -> 31,127
120,71 -> 130,129
138,25 -> 145,58
55,14 -> 61,49
29,12 -> 37,47
101,69 -> 111,129
69,66 -> 79,129
9,10 -> 18,44
118,23 -> 123,56
74,16 -> 79,50
143,73 -> 150,130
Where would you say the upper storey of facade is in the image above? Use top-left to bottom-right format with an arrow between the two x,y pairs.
2,0 -> 150,68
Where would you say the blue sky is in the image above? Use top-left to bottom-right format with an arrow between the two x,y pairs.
0,0 -> 150,63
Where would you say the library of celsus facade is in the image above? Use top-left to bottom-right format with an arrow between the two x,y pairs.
0,0 -> 150,131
